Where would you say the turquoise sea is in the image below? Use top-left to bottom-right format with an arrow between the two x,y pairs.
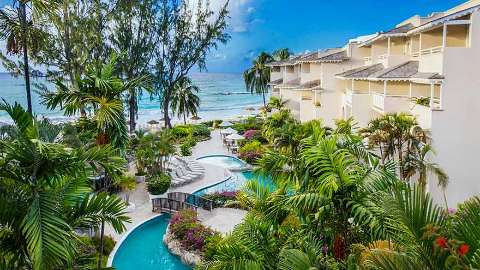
0,72 -> 267,125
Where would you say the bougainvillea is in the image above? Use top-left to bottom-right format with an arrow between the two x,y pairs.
169,210 -> 219,252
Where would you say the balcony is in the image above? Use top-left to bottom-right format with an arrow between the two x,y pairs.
345,90 -> 353,105
371,93 -> 410,113
364,56 -> 372,65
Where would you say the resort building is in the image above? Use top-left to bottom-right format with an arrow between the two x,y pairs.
268,0 -> 480,206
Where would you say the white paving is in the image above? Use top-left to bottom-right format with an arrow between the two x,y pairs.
105,129 -> 246,241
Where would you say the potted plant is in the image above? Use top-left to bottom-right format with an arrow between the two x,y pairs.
147,172 -> 172,199
118,173 -> 137,212
135,149 -> 147,183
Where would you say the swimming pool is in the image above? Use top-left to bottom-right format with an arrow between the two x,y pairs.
196,155 -> 247,170
193,169 -> 274,196
111,215 -> 190,270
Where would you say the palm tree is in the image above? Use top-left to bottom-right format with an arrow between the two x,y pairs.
40,55 -> 148,151
244,52 -> 274,106
272,48 -> 292,61
0,1 -> 55,114
0,101 -> 130,269
171,77 -> 200,125
267,96 -> 287,111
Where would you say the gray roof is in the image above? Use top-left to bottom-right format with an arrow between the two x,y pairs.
267,55 -> 303,67
336,64 -> 384,78
298,49 -> 348,63
337,61 -> 443,81
278,78 -> 301,88
299,79 -> 321,90
384,23 -> 414,35
268,78 -> 283,86
370,61 -> 419,78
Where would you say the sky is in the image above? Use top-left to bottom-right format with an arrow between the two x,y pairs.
203,0 -> 466,73
0,0 -> 468,73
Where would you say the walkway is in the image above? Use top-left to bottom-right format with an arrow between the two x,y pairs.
106,129 -> 246,240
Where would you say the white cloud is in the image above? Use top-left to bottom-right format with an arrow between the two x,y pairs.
188,0 -> 258,34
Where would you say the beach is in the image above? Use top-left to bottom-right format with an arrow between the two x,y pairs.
0,72 -> 268,125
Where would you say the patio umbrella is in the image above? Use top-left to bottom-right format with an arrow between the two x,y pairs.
191,115 -> 201,120
147,120 -> 159,125
245,106 -> 255,111
226,133 -> 245,141
220,127 -> 237,135
219,120 -> 233,127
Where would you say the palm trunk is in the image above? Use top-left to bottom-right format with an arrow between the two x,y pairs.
163,97 -> 171,128
97,220 -> 105,269
262,91 -> 266,107
20,3 -> 32,114
183,113 -> 186,125
129,90 -> 136,132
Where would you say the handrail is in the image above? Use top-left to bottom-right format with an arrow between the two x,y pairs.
420,46 -> 443,55
151,198 -> 198,213
167,192 -> 214,211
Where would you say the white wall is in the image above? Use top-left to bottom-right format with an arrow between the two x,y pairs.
428,10 -> 480,207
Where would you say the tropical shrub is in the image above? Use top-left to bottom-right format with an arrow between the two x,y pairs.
413,96 -> 431,106
243,129 -> 258,140
238,140 -> 264,163
202,191 -> 239,208
169,210 -> 219,252
180,143 -> 193,156
92,235 -> 116,256
191,124 -> 211,138
203,120 -> 222,128
171,125 -> 191,138
146,173 -> 171,195
232,117 -> 263,133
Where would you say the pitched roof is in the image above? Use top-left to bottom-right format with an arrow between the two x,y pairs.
335,64 -> 385,79
268,78 -> 283,86
299,79 -> 321,90
370,61 -> 419,78
267,55 -> 303,67
336,61 -> 443,81
298,49 -> 348,63
384,23 -> 414,34
277,78 -> 301,88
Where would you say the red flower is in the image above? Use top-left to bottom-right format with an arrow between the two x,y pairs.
435,237 -> 448,248
458,244 -> 470,256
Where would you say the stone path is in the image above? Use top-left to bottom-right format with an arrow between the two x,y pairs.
106,129 -> 247,241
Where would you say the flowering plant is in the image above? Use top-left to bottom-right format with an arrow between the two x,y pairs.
423,224 -> 471,269
169,210 -> 219,252
202,191 -> 239,207
243,129 -> 258,140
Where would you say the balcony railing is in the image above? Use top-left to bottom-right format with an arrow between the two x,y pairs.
372,93 -> 385,110
345,90 -> 353,105
420,46 -> 443,56
377,54 -> 388,60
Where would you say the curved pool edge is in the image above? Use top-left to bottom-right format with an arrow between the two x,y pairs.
106,213 -> 163,267
196,154 -> 250,171
107,155 -> 250,268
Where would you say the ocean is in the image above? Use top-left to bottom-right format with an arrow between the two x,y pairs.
0,72 -> 268,125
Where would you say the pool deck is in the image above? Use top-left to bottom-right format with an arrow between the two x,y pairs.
106,129 -> 247,241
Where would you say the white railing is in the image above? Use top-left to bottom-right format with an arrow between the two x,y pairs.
363,56 -> 372,65
420,46 -> 443,56
411,51 -> 420,58
372,93 -> 385,110
345,90 -> 353,105
377,54 -> 388,60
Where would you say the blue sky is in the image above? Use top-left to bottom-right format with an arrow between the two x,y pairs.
0,0 -> 467,73
204,0 -> 466,73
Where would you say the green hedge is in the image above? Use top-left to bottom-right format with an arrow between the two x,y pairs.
147,173 -> 171,195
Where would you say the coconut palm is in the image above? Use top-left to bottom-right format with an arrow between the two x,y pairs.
243,52 -> 274,106
0,101 -> 130,270
40,55 -> 148,151
0,1 -> 56,113
272,48 -> 292,61
267,96 -> 287,111
171,77 -> 200,125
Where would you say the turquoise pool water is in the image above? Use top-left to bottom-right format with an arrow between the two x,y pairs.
194,171 -> 274,196
112,215 -> 190,270
197,155 -> 246,170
